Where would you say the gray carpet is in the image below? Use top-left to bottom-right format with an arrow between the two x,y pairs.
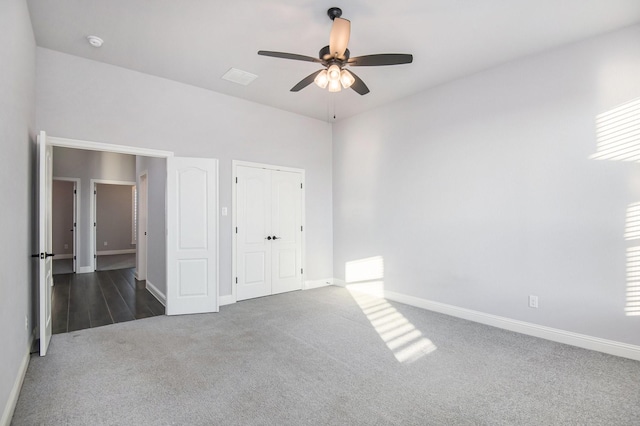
12,286 -> 640,425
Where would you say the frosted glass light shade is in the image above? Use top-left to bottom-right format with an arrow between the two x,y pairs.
328,79 -> 342,92
340,69 -> 355,89
328,64 -> 341,82
314,70 -> 329,88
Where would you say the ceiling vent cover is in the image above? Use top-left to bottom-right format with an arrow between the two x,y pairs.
222,68 -> 257,86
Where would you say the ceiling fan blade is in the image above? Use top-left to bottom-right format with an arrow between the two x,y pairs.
347,70 -> 370,95
290,70 -> 324,92
329,17 -> 350,59
348,54 -> 413,66
258,51 -> 322,63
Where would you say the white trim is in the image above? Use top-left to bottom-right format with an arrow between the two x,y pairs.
146,280 -> 166,306
77,266 -> 94,274
1,342 -> 31,426
304,279 -> 334,290
383,290 -> 640,362
90,179 -> 136,271
231,160 -> 305,302
219,294 -> 236,306
48,136 -> 173,158
54,254 -> 73,259
333,278 -> 346,287
96,249 -> 136,256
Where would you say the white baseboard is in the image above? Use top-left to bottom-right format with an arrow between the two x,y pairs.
77,266 -> 94,274
54,253 -> 73,260
146,280 -> 166,306
96,249 -> 136,256
1,341 -> 31,426
219,294 -> 236,306
304,278 -> 334,290
383,290 -> 640,362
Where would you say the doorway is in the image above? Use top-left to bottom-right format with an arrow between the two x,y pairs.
52,178 -> 79,274
91,180 -> 137,271
233,161 -> 305,301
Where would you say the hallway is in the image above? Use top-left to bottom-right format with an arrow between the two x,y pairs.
52,268 -> 164,334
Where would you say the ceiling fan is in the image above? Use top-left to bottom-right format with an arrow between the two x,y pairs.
258,7 -> 413,95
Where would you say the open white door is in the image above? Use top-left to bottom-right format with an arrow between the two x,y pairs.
37,131 -> 53,356
166,157 -> 219,315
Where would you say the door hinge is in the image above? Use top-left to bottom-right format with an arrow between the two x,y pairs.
301,268 -> 303,274
94,254 -> 97,259
235,227 -> 238,234
74,189 -> 77,194
73,256 -> 76,260
300,183 -> 303,189
235,277 -> 238,284
94,190 -> 97,195
74,222 -> 76,227
235,177 -> 238,184
94,222 -> 96,227
301,226 -> 303,232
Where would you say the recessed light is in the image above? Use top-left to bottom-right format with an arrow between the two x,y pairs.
87,35 -> 103,48
222,68 -> 257,86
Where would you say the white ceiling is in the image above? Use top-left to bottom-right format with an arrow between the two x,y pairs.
26,0 -> 640,122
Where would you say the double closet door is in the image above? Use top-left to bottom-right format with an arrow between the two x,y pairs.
236,164 -> 303,301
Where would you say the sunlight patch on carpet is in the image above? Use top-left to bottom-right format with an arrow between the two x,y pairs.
345,257 -> 436,363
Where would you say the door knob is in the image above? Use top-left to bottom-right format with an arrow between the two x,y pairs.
272,236 -> 280,240
266,236 -> 272,240
45,252 -> 56,258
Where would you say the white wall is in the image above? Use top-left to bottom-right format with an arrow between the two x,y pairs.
333,25 -> 640,347
136,156 -> 166,295
37,48 -> 334,297
52,147 -> 136,268
0,0 -> 35,423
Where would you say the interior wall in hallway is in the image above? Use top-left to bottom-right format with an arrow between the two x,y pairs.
95,183 -> 135,252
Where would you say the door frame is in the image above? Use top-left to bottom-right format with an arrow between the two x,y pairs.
90,179 -> 137,271
52,177 -> 80,273
231,160 -> 305,303
135,171 -> 149,281
46,135 -> 172,292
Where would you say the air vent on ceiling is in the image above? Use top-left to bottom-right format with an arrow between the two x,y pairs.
222,68 -> 257,86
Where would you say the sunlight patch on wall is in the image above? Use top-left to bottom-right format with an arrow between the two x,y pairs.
591,98 -> 640,162
624,203 -> 640,240
626,246 -> 640,316
345,257 -> 437,363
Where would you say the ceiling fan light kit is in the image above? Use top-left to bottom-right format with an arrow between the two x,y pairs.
258,7 -> 413,96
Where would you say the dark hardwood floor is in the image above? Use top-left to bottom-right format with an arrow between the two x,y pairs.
52,267 -> 165,334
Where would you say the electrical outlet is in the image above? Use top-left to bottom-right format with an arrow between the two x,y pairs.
104,241 -> 108,246
529,295 -> 539,309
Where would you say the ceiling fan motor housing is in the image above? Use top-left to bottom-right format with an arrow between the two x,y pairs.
319,45 -> 350,62
327,7 -> 342,20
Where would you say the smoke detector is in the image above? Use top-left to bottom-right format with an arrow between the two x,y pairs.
87,35 -> 104,48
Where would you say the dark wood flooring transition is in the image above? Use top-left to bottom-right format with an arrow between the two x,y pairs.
52,267 -> 165,334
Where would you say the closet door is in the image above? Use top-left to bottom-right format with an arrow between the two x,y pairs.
271,170 -> 303,295
235,164 -> 303,301
236,166 -> 272,301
